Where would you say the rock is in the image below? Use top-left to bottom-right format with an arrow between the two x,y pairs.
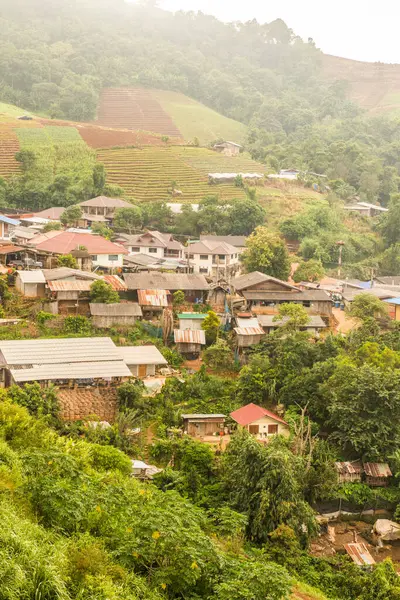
374,519 -> 400,541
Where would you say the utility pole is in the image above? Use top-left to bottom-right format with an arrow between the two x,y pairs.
336,240 -> 345,278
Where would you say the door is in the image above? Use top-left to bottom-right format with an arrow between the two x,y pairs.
139,364 -> 147,378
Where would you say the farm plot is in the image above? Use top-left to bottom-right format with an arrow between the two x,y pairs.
0,125 -> 21,178
97,146 -> 250,203
16,126 -> 97,184
77,125 -> 168,148
96,88 -> 182,138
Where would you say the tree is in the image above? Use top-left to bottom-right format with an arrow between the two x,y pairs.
172,290 -> 185,310
203,339 -> 234,371
226,198 -> 266,236
346,293 -> 389,323
274,303 -> 311,332
91,222 -> 113,239
242,227 -> 291,281
380,194 -> 400,246
8,383 -> 59,421
113,206 -> 142,233
201,310 -> 220,343
141,202 -> 173,229
215,558 -> 291,600
57,254 -> 78,268
292,260 -> 325,283
42,221 -> 62,233
60,205 -> 83,227
90,280 -> 120,304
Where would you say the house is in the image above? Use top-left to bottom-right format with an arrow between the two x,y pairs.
344,543 -> 375,567
137,289 -> 170,315
0,215 -> 20,240
12,227 -> 38,245
0,337 -> 132,420
0,244 -> 25,266
116,230 -> 184,260
15,270 -> 46,298
34,207 -> 65,221
230,403 -> 290,440
384,297 -> 400,321
187,240 -> 241,277
90,303 -> 143,328
213,141 -> 242,156
257,314 -> 327,335
26,231 -> 128,270
177,313 -> 207,331
132,459 -> 162,480
182,414 -> 225,437
268,169 -> 300,181
342,288 -> 395,308
344,202 -> 388,217
124,272 -> 209,304
117,345 -> 168,378
233,272 -> 332,315
78,196 -> 133,222
335,461 -> 363,484
363,463 -> 392,487
234,315 -> 264,348
200,234 -> 247,252
174,329 -> 206,357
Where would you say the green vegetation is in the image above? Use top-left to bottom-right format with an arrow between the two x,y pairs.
242,227 -> 291,280
90,280 -> 120,305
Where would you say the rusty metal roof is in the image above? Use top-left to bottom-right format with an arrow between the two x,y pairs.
234,326 -> 265,336
103,274 -> 127,291
335,461 -> 363,475
363,463 -> 392,478
0,244 -> 24,254
174,329 -> 206,345
138,289 -> 169,307
48,280 -> 92,292
344,543 -> 375,566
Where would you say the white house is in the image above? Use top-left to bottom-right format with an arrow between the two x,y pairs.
230,403 -> 290,440
186,239 -> 241,277
116,230 -> 184,260
0,215 -> 20,241
118,345 -> 168,378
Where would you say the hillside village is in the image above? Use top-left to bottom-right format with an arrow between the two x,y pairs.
3,2 -> 400,600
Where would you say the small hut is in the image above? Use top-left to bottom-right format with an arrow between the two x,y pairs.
363,463 -> 392,487
182,414 -> 225,438
174,329 -> 206,357
335,461 -> 363,484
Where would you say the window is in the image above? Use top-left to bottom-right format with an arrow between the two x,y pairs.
108,254 -> 119,261
249,425 -> 259,434
200,254 -> 209,260
131,247 -> 140,252
267,424 -> 278,435
91,255 -> 98,261
149,248 -> 158,254
200,267 -> 208,274
188,254 -> 194,259
218,254 -> 226,260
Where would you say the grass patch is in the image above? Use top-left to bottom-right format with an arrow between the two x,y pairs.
292,582 -> 329,600
154,90 -> 247,144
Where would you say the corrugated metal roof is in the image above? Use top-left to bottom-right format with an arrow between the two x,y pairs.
48,280 -> 92,292
43,267 -> 102,282
17,270 -> 46,284
177,313 -> 206,320
90,303 -> 142,317
236,317 -> 260,329
233,271 -> 297,292
118,345 -> 168,365
124,272 -> 209,291
230,403 -> 288,427
0,244 -> 24,254
335,461 -> 363,475
234,326 -> 265,336
363,463 -> 392,478
103,274 -> 127,291
138,289 -> 169,307
242,290 -> 331,301
174,329 -> 206,344
384,297 -> 400,306
0,337 -> 122,366
0,215 -> 20,226
11,360 -> 131,382
344,543 -> 375,566
257,315 -> 327,328
182,414 -> 225,419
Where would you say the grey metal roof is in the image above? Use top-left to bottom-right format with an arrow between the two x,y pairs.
90,303 -> 143,317
43,267 -> 102,282
174,329 -> 206,344
16,270 -> 46,284
11,361 -> 131,382
242,290 -> 331,302
200,235 -> 247,247
79,196 -> 133,208
342,288 -> 394,302
375,276 -> 400,286
0,337 -> 122,366
182,414 -> 225,419
233,271 -> 297,292
257,315 -> 327,328
118,345 -> 167,365
124,272 -> 209,291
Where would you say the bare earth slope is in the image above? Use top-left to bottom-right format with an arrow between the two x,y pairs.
323,54 -> 400,114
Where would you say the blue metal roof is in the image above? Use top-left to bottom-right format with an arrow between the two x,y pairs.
384,298 -> 400,305
0,215 -> 20,226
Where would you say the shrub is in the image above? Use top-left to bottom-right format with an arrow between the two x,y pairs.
63,315 -> 92,335
89,443 -> 132,475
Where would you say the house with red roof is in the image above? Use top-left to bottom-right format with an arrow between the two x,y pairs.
230,403 -> 290,440
28,231 -> 128,270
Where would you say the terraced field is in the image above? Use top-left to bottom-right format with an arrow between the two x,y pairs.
97,146 -> 268,203
97,88 -> 182,138
0,125 -> 21,178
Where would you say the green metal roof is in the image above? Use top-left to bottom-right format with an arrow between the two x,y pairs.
177,313 -> 206,319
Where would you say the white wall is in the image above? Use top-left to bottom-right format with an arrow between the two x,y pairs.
189,252 -> 241,275
128,246 -> 164,258
91,253 -> 124,269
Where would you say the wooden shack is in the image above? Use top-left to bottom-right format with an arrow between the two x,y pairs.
363,463 -> 392,487
182,414 -> 225,438
15,270 -> 46,298
90,303 -> 142,328
177,313 -> 206,331
335,461 -> 363,484
174,329 -> 206,357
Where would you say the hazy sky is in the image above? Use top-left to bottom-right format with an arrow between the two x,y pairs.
155,0 -> 400,64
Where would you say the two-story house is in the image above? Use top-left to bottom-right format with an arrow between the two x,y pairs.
78,196 -> 133,224
186,239 -> 240,277
117,230 -> 184,259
